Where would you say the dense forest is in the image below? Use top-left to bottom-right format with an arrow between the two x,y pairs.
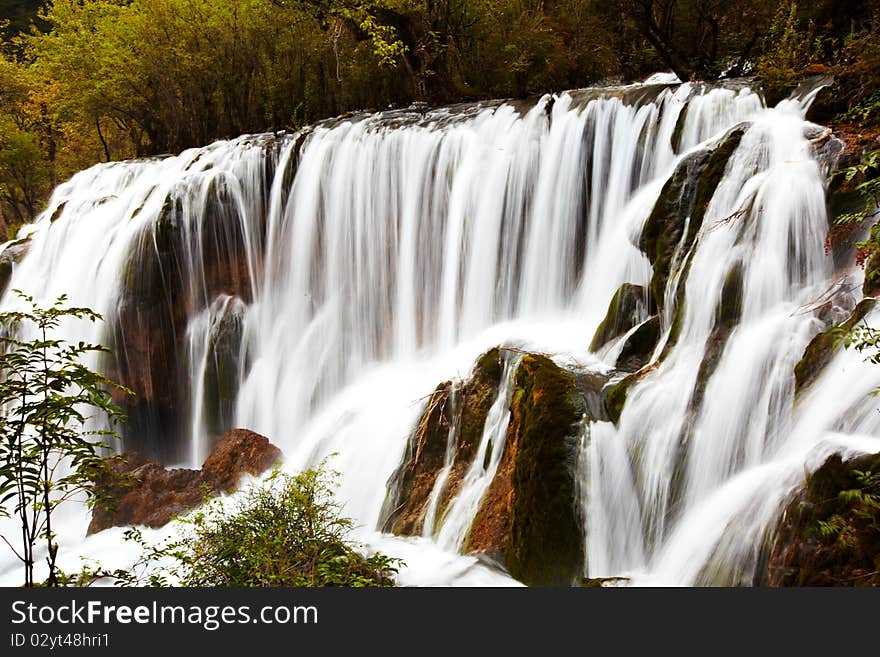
0,0 -> 879,232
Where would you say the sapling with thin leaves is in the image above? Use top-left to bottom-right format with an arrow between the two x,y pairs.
0,291 -> 130,587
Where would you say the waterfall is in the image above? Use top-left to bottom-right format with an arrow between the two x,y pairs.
2,76 -> 876,587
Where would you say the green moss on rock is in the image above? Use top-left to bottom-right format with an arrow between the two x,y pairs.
718,263 -> 744,328
0,237 -> 30,297
475,346 -> 504,387
682,264 -> 744,415
615,315 -> 661,372
641,150 -> 708,308
383,347 -> 506,536
383,381 -> 454,535
506,354 -> 586,587
590,284 -> 654,352
640,128 -> 744,310
693,129 -> 744,230
445,347 -> 505,493
605,370 -> 644,425
794,298 -> 877,396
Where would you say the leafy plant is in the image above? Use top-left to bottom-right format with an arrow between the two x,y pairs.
830,149 -> 880,226
833,322 -> 880,368
754,1 -> 820,103
0,291 -> 129,587
812,470 -> 880,553
95,464 -> 402,587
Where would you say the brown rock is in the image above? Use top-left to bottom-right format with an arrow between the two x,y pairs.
88,428 -> 282,534
383,347 -> 506,536
384,349 -> 590,586
383,381 -> 454,535
202,428 -> 283,493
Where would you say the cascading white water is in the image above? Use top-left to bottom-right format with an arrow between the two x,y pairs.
1,75 -> 875,587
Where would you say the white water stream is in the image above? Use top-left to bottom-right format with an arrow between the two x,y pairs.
1,76 -> 877,587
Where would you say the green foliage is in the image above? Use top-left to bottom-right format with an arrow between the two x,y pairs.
0,0 -> 875,227
103,464 -> 401,587
829,11 -> 880,126
754,2 -> 820,103
829,149 -> 880,227
812,469 -> 880,552
0,291 -> 129,587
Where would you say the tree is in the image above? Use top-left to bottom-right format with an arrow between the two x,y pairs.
618,0 -> 779,80
0,292 -> 129,587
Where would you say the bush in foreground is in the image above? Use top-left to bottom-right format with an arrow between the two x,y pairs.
108,465 -> 401,588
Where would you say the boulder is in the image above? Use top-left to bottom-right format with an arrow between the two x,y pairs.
589,284 -> 654,352
88,428 -> 282,534
201,429 -> 283,493
767,451 -> 880,586
0,237 -> 31,298
385,349 -> 592,586
641,127 -> 744,310
487,354 -> 587,587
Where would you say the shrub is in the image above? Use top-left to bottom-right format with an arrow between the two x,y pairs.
113,465 -> 401,587
754,2 -> 820,104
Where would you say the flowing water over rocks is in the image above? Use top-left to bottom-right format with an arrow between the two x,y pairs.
2,76 -> 878,587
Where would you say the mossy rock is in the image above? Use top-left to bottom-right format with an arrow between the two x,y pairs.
794,298 -> 877,396
604,369 -> 646,425
641,127 -> 744,309
718,262 -> 744,328
382,347 -> 506,536
49,201 -> 67,223
615,315 -> 661,372
0,237 -> 31,297
590,284 -> 654,352
661,297 -> 687,358
475,346 -> 504,387
767,450 -> 880,586
685,264 -> 744,415
432,347 -> 507,517
506,354 -> 586,586
670,102 -> 689,153
459,347 -> 505,457
382,381 -> 454,535
641,149 -> 709,307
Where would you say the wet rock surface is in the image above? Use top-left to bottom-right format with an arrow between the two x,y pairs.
88,428 -> 282,534
768,451 -> 880,586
